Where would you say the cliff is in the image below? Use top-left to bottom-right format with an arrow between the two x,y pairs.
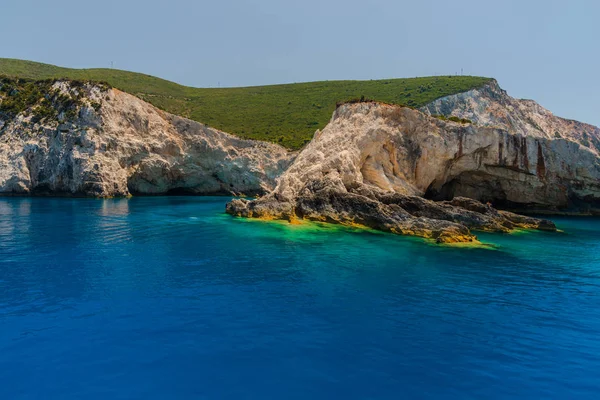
2,76 -> 599,242
229,96 -> 600,213
0,80 -> 293,197
423,79 -> 600,156
227,101 -> 575,242
420,80 -> 600,211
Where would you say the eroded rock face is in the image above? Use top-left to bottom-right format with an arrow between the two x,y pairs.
0,82 -> 294,197
422,79 -> 600,155
228,100 -> 600,242
422,80 -> 600,211
259,102 -> 600,212
0,78 -> 596,241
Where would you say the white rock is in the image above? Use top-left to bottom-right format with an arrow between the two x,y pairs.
0,83 -> 294,197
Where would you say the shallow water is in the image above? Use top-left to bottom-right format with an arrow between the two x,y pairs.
1,197 -> 599,399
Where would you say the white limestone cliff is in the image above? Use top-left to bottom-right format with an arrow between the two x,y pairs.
2,78 -> 599,217
0,82 -> 294,197
265,101 -> 600,213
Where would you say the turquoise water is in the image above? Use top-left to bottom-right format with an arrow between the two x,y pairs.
1,197 -> 599,399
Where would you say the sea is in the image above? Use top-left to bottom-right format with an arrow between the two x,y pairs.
1,196 -> 599,399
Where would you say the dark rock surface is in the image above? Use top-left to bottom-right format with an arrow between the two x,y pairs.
227,176 -> 556,243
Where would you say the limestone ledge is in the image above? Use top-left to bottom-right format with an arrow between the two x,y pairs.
226,178 -> 556,243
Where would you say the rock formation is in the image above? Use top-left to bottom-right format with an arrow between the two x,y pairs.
225,95 -> 600,241
0,81 -> 294,197
3,77 -> 600,242
423,79 -> 600,155
420,80 -> 600,211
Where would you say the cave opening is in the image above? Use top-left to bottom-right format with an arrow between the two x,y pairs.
423,172 -> 510,208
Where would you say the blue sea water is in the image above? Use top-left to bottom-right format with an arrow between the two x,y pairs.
1,197 -> 599,399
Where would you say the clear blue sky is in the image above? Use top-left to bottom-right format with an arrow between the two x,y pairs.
2,0 -> 598,125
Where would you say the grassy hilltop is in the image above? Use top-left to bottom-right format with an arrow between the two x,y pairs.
0,58 -> 491,149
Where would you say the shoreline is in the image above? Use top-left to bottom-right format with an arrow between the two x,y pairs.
2,193 -> 598,218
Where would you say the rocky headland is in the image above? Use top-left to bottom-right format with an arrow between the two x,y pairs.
3,76 -> 600,242
225,100 -> 570,243
226,80 -> 600,242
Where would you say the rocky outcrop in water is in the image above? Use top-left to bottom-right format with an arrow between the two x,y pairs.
226,97 -> 600,241
2,77 -> 598,241
0,81 -> 293,197
227,180 -> 555,243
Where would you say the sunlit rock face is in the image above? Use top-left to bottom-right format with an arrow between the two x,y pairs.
227,101 -> 583,242
1,78 -> 598,241
0,82 -> 294,197
250,101 -> 600,214
422,79 -> 600,155
421,80 -> 600,211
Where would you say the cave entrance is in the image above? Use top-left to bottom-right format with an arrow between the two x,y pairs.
424,171 -> 509,207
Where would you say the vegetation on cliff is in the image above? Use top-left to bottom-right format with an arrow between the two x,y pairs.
0,77 -> 108,125
0,58 -> 491,149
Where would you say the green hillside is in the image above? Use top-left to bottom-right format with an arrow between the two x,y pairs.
0,58 -> 491,149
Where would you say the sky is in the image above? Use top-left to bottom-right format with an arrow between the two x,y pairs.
2,0 -> 599,125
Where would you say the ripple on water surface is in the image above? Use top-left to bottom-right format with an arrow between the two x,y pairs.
1,197 -> 600,399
